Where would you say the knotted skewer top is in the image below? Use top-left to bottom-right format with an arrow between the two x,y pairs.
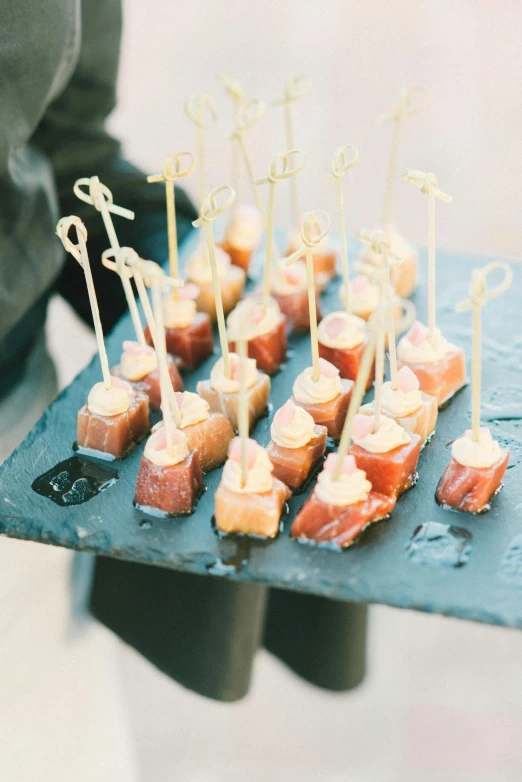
402,169 -> 452,202
73,177 -> 135,223
379,85 -> 431,125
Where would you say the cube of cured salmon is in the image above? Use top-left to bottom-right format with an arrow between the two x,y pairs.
182,413 -> 235,472
214,477 -> 291,538
318,340 -> 375,391
349,433 -> 422,497
291,491 -> 395,548
196,265 -> 245,321
266,425 -> 328,490
435,452 -> 509,513
228,314 -> 287,376
145,313 -> 214,371
292,378 -> 353,440
77,391 -> 149,459
399,347 -> 467,408
219,240 -> 254,274
196,372 -> 270,433
134,449 -> 204,516
272,289 -> 321,334
110,353 -> 182,411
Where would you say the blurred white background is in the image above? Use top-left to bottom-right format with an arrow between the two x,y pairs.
48,0 -> 522,779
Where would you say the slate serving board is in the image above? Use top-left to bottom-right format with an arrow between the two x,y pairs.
1,230 -> 522,630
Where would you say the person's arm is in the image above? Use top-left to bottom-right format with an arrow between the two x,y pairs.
33,0 -> 196,332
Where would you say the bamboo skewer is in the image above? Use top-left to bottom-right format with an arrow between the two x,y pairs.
256,150 -> 305,298
325,144 -> 359,313
333,332 -> 377,481
403,170 -> 452,344
231,99 -> 266,217
285,210 -> 331,382
237,327 -> 249,487
219,74 -> 245,198
456,262 -> 513,442
185,94 -> 217,207
193,185 -> 236,378
379,86 -> 430,229
147,152 -> 195,283
73,176 -> 145,344
272,77 -> 311,230
57,216 -> 111,390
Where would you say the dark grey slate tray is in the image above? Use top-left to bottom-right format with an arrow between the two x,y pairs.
2,229 -> 522,629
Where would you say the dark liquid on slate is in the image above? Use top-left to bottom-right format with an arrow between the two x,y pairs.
32,456 -> 118,507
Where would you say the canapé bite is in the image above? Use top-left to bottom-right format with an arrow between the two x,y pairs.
291,453 -> 395,547
266,400 -> 327,490
111,341 -> 182,411
227,295 -> 287,376
317,311 -> 374,390
134,427 -> 204,516
215,438 -> 291,538
292,358 -> 353,440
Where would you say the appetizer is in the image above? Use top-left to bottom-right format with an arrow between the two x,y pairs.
227,295 -> 287,375
215,438 -> 291,538
186,242 -> 245,320
220,204 -> 263,273
78,377 -> 149,460
291,453 -> 395,547
159,283 -> 214,370
154,391 -> 234,473
197,353 -> 270,432
436,428 -> 508,514
436,261 -> 512,513
292,358 -> 353,441
356,228 -> 417,299
266,399 -> 328,490
340,274 -> 406,326
287,230 -> 337,291
317,311 -> 374,390
270,259 -> 321,333
397,320 -> 466,408
111,340 -> 182,411
134,427 -> 204,516
360,365 -> 437,445
349,412 -> 421,498
56,216 -> 150,460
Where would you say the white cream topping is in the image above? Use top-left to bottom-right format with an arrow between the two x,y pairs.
293,365 -> 342,405
119,342 -> 158,381
186,243 -> 231,286
271,401 -> 316,449
177,391 -> 210,428
163,295 -> 197,329
353,415 -> 410,454
225,205 -> 263,250
227,295 -> 281,341
451,428 -> 503,469
270,260 -> 307,296
210,353 -> 259,394
381,381 -> 423,417
317,311 -> 366,350
398,325 -> 455,364
144,428 -> 188,468
222,445 -> 274,494
315,468 -> 372,507
87,379 -> 133,417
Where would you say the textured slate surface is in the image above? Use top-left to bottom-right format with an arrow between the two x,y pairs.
1,230 -> 522,629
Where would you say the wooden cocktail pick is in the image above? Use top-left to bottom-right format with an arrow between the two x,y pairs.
73,176 -> 145,344
272,76 -> 311,229
193,185 -> 236,378
402,170 -> 452,343
185,94 -> 217,206
237,325 -> 250,487
256,149 -> 306,297
57,216 -> 111,390
325,144 -> 359,312
230,99 -> 266,217
285,210 -> 331,381
147,152 -> 195,282
456,262 -> 512,442
333,328 -> 377,481
379,86 -> 430,229
219,74 -> 245,196
357,229 -> 400,391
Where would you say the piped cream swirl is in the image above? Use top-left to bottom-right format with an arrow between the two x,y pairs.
87,379 -> 132,417
119,342 -> 157,381
315,468 -> 371,507
293,365 -> 342,405
186,243 -> 231,286
318,312 -> 366,350
144,428 -> 188,468
381,381 -> 423,417
451,428 -> 503,469
222,444 -> 274,494
163,296 -> 197,329
227,295 -> 281,341
225,205 -> 263,250
353,415 -> 410,454
271,401 -> 316,448
210,354 -> 258,394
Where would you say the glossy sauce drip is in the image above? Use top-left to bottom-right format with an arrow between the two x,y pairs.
32,456 -> 118,507
405,521 -> 472,568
